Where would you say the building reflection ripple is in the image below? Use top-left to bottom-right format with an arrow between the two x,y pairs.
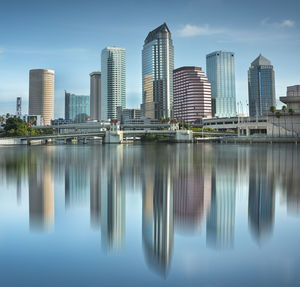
28,148 -> 54,232
142,145 -> 174,277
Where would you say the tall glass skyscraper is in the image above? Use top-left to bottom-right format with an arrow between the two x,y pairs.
248,54 -> 275,117
206,51 -> 237,118
142,23 -> 174,119
101,47 -> 126,120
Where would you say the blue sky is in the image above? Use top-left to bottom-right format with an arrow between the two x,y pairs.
0,0 -> 299,117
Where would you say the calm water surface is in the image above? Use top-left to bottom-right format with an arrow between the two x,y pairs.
0,143 -> 300,287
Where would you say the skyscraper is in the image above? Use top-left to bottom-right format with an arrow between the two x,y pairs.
90,71 -> 101,121
173,66 -> 212,123
142,23 -> 174,119
248,54 -> 276,117
101,47 -> 126,120
29,69 -> 54,125
206,51 -> 236,118
65,91 -> 90,123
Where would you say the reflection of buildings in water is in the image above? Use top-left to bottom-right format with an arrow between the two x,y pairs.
248,149 -> 275,243
173,145 -> 211,234
28,155 -> 54,232
90,168 -> 101,228
142,162 -> 173,277
65,161 -> 89,207
101,146 -> 125,253
206,152 -> 237,249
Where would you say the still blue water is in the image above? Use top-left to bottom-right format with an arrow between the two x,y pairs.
0,143 -> 299,286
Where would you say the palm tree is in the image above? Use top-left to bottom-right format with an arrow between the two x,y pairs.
270,106 -> 276,137
289,108 -> 295,137
282,105 -> 287,136
275,111 -> 281,137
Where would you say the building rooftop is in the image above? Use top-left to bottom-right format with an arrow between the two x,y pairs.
206,51 -> 234,57
174,66 -> 202,72
251,54 -> 272,66
144,23 -> 171,45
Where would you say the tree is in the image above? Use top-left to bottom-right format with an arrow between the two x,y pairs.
282,105 -> 287,136
270,106 -> 276,137
275,111 -> 281,137
4,117 -> 35,137
289,108 -> 295,137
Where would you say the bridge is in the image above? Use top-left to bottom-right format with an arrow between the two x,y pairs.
16,121 -> 234,145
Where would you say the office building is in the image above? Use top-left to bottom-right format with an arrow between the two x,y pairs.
206,51 -> 236,117
101,47 -> 126,120
248,54 -> 276,117
90,71 -> 101,121
65,91 -> 90,123
173,66 -> 212,123
280,85 -> 300,113
116,107 -> 141,124
29,69 -> 54,125
142,23 -> 174,119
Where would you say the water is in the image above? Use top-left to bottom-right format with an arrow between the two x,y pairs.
0,143 -> 300,287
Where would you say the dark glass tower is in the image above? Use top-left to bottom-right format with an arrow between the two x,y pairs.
248,54 -> 276,117
142,23 -> 174,119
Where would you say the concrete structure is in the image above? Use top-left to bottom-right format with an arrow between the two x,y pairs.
29,69 -> 54,125
65,91 -> 90,123
206,51 -> 236,117
203,115 -> 300,137
280,85 -> 300,113
16,97 -> 22,118
173,66 -> 211,123
90,71 -> 101,121
101,47 -> 126,120
116,107 -> 141,124
248,54 -> 276,117
142,23 -> 174,119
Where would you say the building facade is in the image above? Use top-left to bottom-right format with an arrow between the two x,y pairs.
101,47 -> 126,121
116,107 -> 141,124
90,71 -> 101,121
248,54 -> 276,117
173,66 -> 212,123
280,85 -> 300,113
29,69 -> 54,125
65,91 -> 90,123
142,23 -> 174,119
206,51 -> 236,118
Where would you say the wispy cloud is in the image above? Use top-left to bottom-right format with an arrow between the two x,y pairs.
261,18 -> 295,28
177,24 -> 224,37
280,19 -> 295,28
176,20 -> 296,44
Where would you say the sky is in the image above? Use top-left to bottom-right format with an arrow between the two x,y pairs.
0,0 -> 299,117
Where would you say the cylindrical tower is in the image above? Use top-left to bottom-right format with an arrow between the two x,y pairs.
29,69 -> 54,125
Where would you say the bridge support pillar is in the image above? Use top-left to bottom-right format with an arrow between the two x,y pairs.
104,131 -> 123,144
173,130 -> 193,143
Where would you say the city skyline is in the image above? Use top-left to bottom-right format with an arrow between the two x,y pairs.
0,0 -> 299,117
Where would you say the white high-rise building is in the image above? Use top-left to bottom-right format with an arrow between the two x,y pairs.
101,47 -> 126,120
